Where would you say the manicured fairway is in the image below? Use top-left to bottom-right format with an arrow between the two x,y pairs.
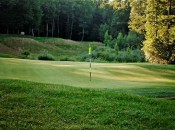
0,58 -> 175,89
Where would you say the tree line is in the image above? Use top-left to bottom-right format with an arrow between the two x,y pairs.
0,0 -> 175,64
0,0 -> 128,41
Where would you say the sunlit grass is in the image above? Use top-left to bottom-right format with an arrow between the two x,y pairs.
0,58 -> 175,89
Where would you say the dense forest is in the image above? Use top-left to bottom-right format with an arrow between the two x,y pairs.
0,0 -> 175,64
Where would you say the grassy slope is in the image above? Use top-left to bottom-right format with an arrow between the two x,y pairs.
0,79 -> 175,129
0,34 -> 101,60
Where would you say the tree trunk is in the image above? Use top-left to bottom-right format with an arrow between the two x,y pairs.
60,18 -> 63,37
38,29 -> 40,37
46,23 -> 48,37
29,27 -> 31,35
67,15 -> 70,39
12,26 -> 15,34
69,21 -> 73,40
57,15 -> 60,37
6,26 -> 9,34
32,28 -> 34,37
52,18 -> 55,37
81,27 -> 85,41
69,16 -> 74,40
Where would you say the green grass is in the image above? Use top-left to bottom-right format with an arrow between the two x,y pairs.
0,34 -> 101,61
0,53 -> 15,58
0,58 -> 175,129
0,34 -> 33,42
0,79 -> 175,129
0,58 -> 175,97
0,34 -> 63,42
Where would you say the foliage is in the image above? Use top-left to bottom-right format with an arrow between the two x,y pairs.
96,47 -> 116,61
126,31 -> 144,49
116,49 -> 145,63
38,50 -> 55,61
114,43 -> 119,54
0,0 -> 131,41
110,6 -> 130,37
143,0 -> 175,64
104,30 -> 113,46
1,0 -> 175,64
99,23 -> 110,41
21,50 -> 30,58
129,0 -> 146,34
116,32 -> 127,50
80,46 -> 145,63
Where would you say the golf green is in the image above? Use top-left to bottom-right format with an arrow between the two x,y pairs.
0,58 -> 175,89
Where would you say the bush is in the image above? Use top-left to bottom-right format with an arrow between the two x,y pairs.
38,55 -> 55,61
21,50 -> 30,58
78,52 -> 89,61
95,47 -> 116,62
38,50 -> 55,61
78,46 -> 145,63
116,49 -> 145,62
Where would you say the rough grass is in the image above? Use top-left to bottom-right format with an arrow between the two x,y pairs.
0,34 -> 101,60
0,79 -> 175,129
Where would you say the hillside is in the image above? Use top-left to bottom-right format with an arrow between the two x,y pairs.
0,79 -> 175,129
0,34 -> 102,61
0,34 -> 145,63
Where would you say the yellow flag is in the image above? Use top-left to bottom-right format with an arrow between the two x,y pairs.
89,44 -> 91,55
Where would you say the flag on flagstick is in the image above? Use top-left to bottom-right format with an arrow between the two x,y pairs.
89,44 -> 91,55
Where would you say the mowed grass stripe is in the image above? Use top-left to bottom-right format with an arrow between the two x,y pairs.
0,79 -> 175,129
0,58 -> 175,89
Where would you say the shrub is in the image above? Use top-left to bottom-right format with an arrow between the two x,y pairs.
21,50 -> 30,58
38,50 -> 55,61
38,54 -> 55,61
116,49 -> 145,62
78,52 -> 89,61
95,47 -> 116,62
104,30 -> 113,46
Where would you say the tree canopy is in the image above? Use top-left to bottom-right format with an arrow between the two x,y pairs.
0,0 -> 174,64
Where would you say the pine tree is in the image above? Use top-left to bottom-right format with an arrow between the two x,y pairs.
143,0 -> 175,64
116,32 -> 127,50
104,30 -> 112,46
129,0 -> 146,34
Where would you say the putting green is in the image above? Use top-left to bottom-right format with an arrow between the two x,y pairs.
0,58 -> 175,89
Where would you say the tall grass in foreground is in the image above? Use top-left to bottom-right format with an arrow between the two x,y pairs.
0,79 -> 174,129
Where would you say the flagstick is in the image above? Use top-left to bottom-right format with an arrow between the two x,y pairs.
90,56 -> 91,81
89,44 -> 92,81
